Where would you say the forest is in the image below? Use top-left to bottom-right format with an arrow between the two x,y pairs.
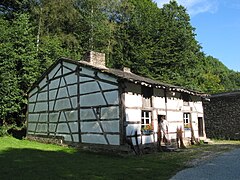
0,0 -> 240,126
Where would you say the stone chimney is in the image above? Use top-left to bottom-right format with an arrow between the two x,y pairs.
84,51 -> 106,67
122,67 -> 131,73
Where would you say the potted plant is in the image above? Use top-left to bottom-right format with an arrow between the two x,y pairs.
141,124 -> 153,135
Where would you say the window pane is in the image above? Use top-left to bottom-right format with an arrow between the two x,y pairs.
145,112 -> 149,118
146,119 -> 149,124
141,111 -> 152,126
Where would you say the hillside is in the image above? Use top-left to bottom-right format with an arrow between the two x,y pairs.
0,0 -> 240,123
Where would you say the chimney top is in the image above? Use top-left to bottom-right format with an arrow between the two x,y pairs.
122,67 -> 131,73
84,51 -> 106,67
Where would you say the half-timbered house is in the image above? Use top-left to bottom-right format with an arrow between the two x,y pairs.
27,51 -> 207,148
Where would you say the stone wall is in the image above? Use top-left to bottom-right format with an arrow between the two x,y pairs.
204,92 -> 240,140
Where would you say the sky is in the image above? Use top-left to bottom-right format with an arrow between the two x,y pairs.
154,0 -> 240,72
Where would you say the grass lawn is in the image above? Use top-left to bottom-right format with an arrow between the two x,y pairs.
1,136 -> 240,180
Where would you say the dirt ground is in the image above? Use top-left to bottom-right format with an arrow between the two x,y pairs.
185,140 -> 240,167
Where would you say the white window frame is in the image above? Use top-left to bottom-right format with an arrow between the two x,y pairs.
183,113 -> 191,129
141,111 -> 152,129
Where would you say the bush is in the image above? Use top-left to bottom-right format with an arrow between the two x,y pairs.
7,124 -> 27,140
0,123 -> 26,139
0,125 -> 11,137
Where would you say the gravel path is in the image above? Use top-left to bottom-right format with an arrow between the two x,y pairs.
171,148 -> 240,180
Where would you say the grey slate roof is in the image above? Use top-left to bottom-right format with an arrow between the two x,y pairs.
29,57 -> 207,97
210,90 -> 240,98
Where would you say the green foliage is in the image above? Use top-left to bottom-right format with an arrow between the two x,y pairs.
1,0 -> 240,124
0,13 -> 37,122
0,125 -> 10,137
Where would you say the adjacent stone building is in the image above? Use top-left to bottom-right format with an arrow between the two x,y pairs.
204,91 -> 240,140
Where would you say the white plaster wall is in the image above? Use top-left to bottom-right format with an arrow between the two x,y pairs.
100,82 -> 118,91
79,66 -> 120,145
37,92 -> 47,101
27,123 -> 36,132
167,97 -> 182,110
124,82 -> 142,107
104,91 -> 119,104
81,134 -> 120,145
80,109 -> 95,120
193,101 -> 203,113
97,71 -> 118,83
28,104 -> 35,112
126,124 -> 141,136
35,124 -> 48,133
54,99 -> 71,111
81,122 -> 102,133
48,64 -> 61,79
107,135 -> 120,145
167,111 -> 183,122
152,96 -> 165,109
101,121 -> 119,132
152,89 -> 165,109
80,93 -> 106,106
141,135 -> 155,144
64,110 -> 78,122
124,82 -> 142,140
34,102 -> 48,112
80,81 -> 99,94
184,130 -> 191,137
182,106 -> 191,111
63,62 -> 76,70
125,93 -> 142,108
39,77 -> 47,89
125,109 -> 141,122
152,110 -> 158,132
131,137 -> 141,146
101,106 -> 119,119
29,87 -> 38,98
49,112 -> 59,122
49,78 -> 60,90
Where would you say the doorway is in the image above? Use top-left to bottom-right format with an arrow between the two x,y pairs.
198,117 -> 204,137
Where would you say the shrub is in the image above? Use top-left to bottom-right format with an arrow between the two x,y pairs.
0,125 -> 10,137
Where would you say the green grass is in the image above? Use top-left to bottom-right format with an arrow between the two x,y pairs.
1,137 -> 240,180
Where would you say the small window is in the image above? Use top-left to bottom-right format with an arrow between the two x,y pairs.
183,113 -> 191,129
182,93 -> 190,106
142,86 -> 153,107
141,111 -> 152,131
141,86 -> 153,98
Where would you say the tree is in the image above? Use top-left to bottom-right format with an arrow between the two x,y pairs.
0,17 -> 22,123
0,13 -> 38,124
154,0 -> 201,87
0,0 -> 35,19
111,0 -> 160,74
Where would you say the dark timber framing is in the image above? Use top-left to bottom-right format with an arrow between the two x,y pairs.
27,57 -> 207,148
76,65 -> 82,143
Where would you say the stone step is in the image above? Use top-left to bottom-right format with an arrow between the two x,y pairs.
161,145 -> 177,152
204,138 -> 213,144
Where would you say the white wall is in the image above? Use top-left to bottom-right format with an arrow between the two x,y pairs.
123,82 -> 205,145
28,60 -> 121,145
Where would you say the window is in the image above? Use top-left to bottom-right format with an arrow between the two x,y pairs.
141,111 -> 152,130
141,86 -> 153,107
141,86 -> 153,98
183,113 -> 191,129
182,93 -> 190,106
